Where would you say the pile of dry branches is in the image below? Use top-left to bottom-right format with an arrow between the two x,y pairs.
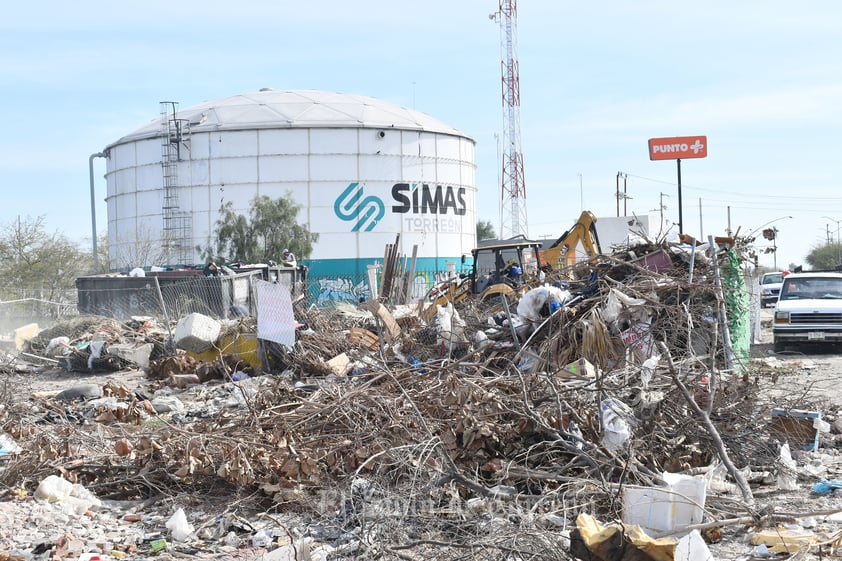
0,240 -> 819,560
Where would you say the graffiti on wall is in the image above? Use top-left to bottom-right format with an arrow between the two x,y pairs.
313,267 -> 465,305
316,277 -> 371,303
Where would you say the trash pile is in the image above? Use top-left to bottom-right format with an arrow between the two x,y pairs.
1,235 -> 841,561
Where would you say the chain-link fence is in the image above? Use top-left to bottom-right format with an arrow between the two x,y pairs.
75,271 -> 267,322
0,264 -> 768,340
0,287 -> 79,335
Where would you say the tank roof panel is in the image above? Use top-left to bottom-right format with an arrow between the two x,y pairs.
110,89 -> 471,146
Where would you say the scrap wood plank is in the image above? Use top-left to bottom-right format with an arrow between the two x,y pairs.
325,352 -> 353,376
347,327 -> 379,350
380,234 -> 400,301
403,245 -> 418,305
363,299 -> 401,342
381,243 -> 394,299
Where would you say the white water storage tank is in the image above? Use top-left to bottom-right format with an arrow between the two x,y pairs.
103,89 -> 477,302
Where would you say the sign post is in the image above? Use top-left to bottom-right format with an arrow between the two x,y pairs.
647,136 -> 707,235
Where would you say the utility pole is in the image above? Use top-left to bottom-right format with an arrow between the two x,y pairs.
698,198 -> 703,241
624,174 -> 629,216
615,172 -> 620,217
615,172 -> 629,216
657,192 -> 669,232
821,216 -> 841,268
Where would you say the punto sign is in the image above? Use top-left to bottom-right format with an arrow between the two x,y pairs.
647,135 -> 708,235
648,136 -> 707,161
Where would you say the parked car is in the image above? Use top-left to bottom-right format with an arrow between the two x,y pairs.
759,271 -> 783,308
773,271 -> 842,351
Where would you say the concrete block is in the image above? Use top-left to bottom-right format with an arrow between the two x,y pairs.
174,313 -> 221,353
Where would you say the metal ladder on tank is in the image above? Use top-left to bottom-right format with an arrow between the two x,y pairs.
160,101 -> 193,266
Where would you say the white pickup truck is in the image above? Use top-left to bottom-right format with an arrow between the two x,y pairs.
773,271 -> 842,352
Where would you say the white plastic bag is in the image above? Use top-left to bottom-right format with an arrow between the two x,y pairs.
601,399 -> 635,453
516,286 -> 571,324
640,354 -> 660,388
34,475 -> 73,503
436,302 -> 467,351
777,443 -> 798,491
252,529 -> 274,547
166,507 -> 195,542
45,336 -> 70,357
34,475 -> 102,515
87,340 -> 106,370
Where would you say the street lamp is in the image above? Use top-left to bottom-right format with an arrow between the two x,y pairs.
746,216 -> 792,270
821,216 -> 841,268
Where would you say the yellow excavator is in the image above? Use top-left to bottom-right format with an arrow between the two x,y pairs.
540,211 -> 601,270
419,239 -> 543,323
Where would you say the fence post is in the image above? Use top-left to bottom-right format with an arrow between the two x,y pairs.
154,275 -> 175,353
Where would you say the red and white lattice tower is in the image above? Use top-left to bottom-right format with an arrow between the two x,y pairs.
494,0 -> 528,239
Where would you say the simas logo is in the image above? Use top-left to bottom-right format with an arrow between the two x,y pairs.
334,182 -> 385,232
391,183 -> 466,215
334,182 -> 467,233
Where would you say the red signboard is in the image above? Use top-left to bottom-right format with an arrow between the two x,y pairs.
648,136 -> 707,161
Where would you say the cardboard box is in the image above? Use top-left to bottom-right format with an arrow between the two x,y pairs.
770,408 -> 822,452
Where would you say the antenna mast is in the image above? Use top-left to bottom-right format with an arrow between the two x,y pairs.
492,0 -> 527,239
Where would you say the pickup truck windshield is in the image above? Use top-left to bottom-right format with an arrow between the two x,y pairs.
779,277 -> 842,300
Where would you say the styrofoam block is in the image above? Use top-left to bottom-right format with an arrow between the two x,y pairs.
175,313 -> 221,353
623,472 -> 707,535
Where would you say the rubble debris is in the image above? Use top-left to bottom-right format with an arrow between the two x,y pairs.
23,316 -> 169,373
0,433 -> 21,456
54,384 -> 102,401
2,232 -> 842,560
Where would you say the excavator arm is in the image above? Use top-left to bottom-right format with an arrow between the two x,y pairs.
541,211 -> 601,270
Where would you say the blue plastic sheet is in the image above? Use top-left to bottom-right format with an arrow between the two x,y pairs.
811,478 -> 842,494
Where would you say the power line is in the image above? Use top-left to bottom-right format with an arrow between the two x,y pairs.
625,172 -> 842,201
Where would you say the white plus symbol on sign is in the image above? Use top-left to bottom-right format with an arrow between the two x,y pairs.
690,139 -> 704,154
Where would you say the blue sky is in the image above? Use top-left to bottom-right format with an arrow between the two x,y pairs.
2,1 -> 841,270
